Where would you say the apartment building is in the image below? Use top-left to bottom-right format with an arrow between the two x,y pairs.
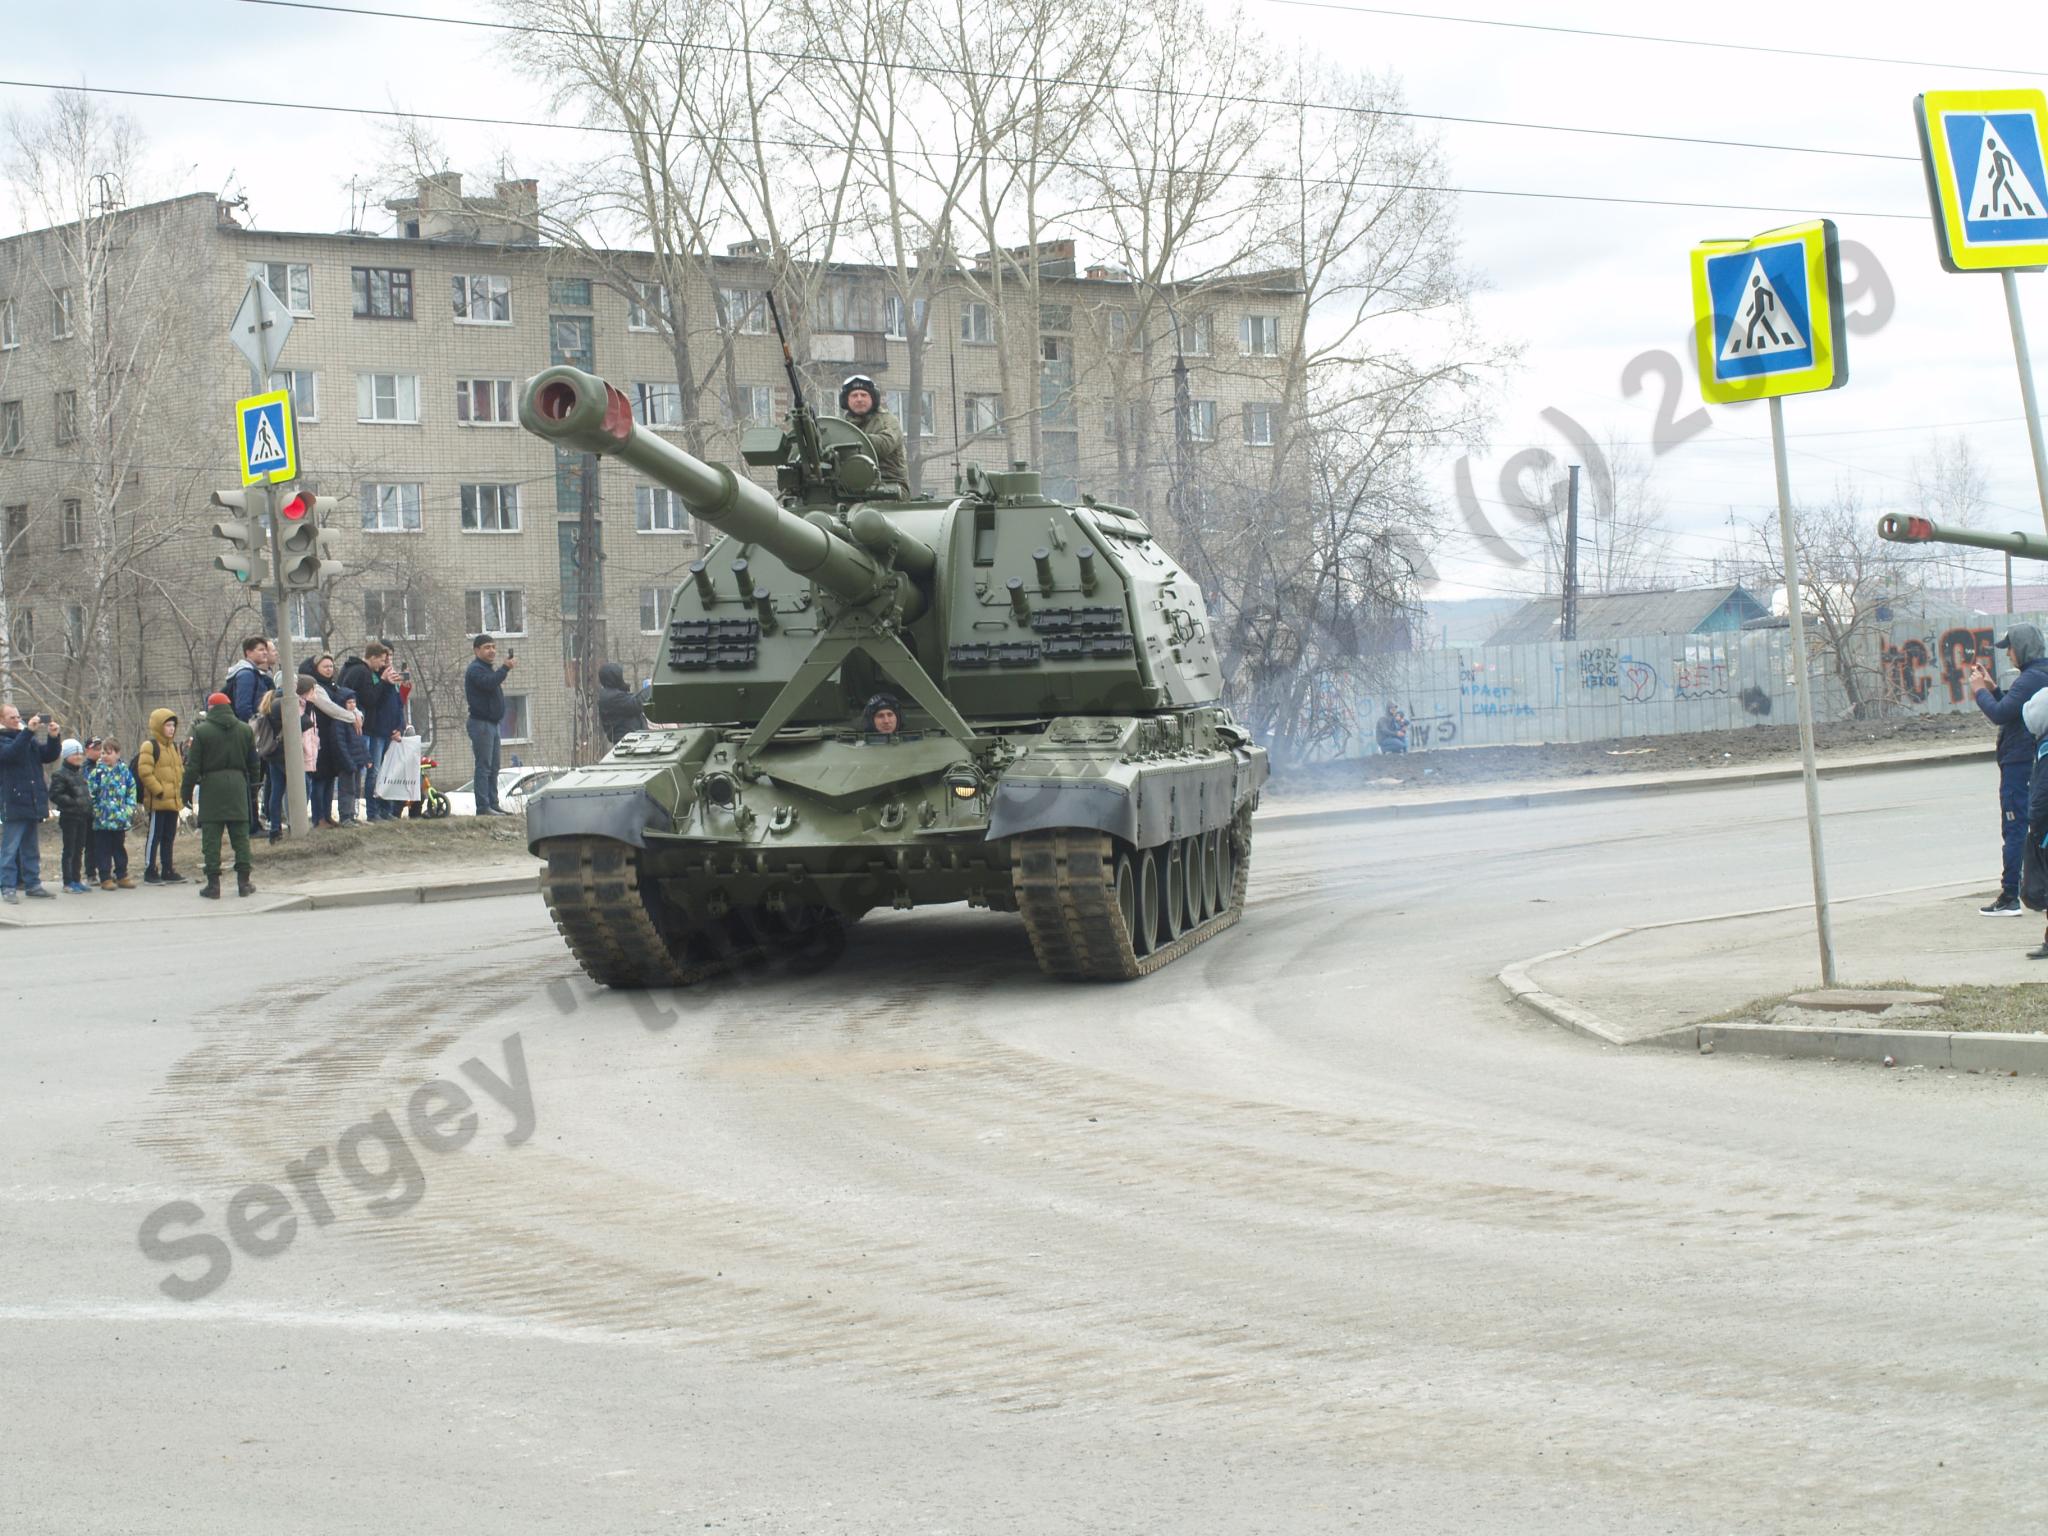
0,176 -> 1304,763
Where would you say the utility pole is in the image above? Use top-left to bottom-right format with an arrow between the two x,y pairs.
1560,463 -> 1581,640
573,452 -> 600,765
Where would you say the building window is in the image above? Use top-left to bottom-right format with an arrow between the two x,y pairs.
60,499 -> 83,550
452,273 -> 511,324
248,261 -> 313,315
459,483 -> 522,533
1243,402 -> 1278,447
0,400 -> 21,454
964,393 -> 1001,435
883,388 -> 936,437
363,588 -> 427,639
53,389 -> 78,447
728,384 -> 773,425
627,280 -> 668,332
639,585 -> 672,633
288,591 -> 325,644
455,378 -> 515,425
634,485 -> 688,534
351,267 -> 413,320
52,288 -> 74,340
1106,309 -> 1131,352
0,299 -> 15,350
1175,313 -> 1211,357
1240,313 -> 1281,357
550,315 -> 594,369
3,504 -> 24,552
1040,302 -> 1072,333
11,610 -> 32,660
960,301 -> 993,344
500,694 -> 531,743
64,603 -> 84,659
465,588 -> 526,636
360,481 -> 423,533
1185,399 -> 1217,442
269,369 -> 319,422
357,372 -> 420,423
716,288 -> 766,334
634,381 -> 682,428
882,293 -> 926,341
549,277 -> 592,307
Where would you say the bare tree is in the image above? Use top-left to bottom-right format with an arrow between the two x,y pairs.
1749,486 -> 1926,719
1908,432 -> 1991,605
1527,433 -> 1673,593
6,92 -> 201,731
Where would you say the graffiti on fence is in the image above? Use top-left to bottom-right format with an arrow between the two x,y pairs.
1578,645 -> 1620,691
1939,627 -> 1994,704
1672,657 -> 1730,701
1881,636 -> 1933,705
1620,656 -> 1660,703
1405,713 -> 1460,748
1739,684 -> 1773,716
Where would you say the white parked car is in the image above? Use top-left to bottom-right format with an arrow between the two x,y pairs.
442,766 -> 565,818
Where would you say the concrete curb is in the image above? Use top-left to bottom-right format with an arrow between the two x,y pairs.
1259,744 -> 1990,830
281,869 -> 539,912
1497,880 -> 2048,1077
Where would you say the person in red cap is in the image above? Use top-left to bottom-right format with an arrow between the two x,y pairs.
180,690 -> 260,898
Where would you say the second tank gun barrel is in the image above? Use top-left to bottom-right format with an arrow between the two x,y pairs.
1878,513 -> 2048,562
519,366 -> 893,606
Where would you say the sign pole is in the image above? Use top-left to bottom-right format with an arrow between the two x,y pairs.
1770,394 -> 1838,986
236,277 -> 310,839
2003,270 -> 2048,531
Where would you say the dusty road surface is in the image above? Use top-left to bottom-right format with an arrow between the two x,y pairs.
5,761 -> 2044,1534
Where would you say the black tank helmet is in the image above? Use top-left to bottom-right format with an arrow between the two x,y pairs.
839,374 -> 881,415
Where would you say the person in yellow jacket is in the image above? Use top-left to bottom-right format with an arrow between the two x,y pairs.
136,706 -> 187,884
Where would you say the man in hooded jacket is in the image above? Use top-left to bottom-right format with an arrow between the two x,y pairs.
1968,622 -> 2048,917
597,662 -> 649,744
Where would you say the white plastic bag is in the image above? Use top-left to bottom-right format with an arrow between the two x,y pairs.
376,734 -> 423,801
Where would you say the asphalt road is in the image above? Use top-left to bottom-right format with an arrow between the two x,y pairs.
4,761 -> 2044,1535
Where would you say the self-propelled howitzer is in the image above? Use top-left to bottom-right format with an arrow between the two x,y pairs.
517,365 -> 1267,985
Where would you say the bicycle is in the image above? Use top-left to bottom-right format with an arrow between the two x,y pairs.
407,756 -> 452,819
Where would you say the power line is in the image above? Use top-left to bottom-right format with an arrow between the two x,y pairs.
0,78 -> 1927,223
1261,0 -> 2048,79
232,0 -> 1920,165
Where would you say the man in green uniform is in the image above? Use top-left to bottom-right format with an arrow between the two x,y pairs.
838,374 -> 908,490
181,690 -> 260,899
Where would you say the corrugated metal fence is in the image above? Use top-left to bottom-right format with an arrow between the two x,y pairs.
1345,610 -> 2048,754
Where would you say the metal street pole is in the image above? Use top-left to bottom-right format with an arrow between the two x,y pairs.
238,278 -> 309,838
1561,464 -> 1581,640
2004,270 -> 2048,533
1769,395 -> 1837,987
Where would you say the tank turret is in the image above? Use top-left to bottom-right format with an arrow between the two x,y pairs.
518,365 -> 1267,988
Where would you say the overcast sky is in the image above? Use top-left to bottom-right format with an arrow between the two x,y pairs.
5,0 -> 2045,601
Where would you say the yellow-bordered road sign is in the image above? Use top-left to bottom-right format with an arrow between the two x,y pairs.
1915,89 -> 2048,273
1689,220 -> 1847,405
236,389 -> 296,486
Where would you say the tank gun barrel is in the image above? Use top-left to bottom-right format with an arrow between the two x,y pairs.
1878,513 -> 2048,562
519,366 -> 888,605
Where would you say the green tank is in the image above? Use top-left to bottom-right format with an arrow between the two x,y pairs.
517,364 -> 1267,984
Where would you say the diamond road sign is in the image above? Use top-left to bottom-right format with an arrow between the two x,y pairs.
229,277 -> 295,377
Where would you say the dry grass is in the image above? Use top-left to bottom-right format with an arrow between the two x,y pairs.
1709,984 -> 2048,1035
37,812 -> 532,882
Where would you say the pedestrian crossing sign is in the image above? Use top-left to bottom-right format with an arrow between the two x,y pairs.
1915,89 -> 2048,273
1689,220 -> 1846,405
236,389 -> 296,486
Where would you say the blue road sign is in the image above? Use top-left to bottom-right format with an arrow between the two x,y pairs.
1689,221 -> 1846,404
1917,90 -> 2048,272
236,389 -> 295,485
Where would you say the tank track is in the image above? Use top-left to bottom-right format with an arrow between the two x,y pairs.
538,837 -> 733,989
1011,819 -> 1251,981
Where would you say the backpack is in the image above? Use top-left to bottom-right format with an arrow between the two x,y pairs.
129,740 -> 152,784
251,696 -> 281,759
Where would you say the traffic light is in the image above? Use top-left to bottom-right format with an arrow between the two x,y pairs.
207,489 -> 270,586
278,491 -> 342,590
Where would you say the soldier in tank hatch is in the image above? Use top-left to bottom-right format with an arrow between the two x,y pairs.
838,375 -> 907,489
862,693 -> 903,740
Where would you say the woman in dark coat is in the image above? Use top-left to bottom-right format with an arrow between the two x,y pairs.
298,654 -> 359,827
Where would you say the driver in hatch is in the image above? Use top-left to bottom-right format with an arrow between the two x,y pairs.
862,693 -> 903,741
838,375 -> 908,489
